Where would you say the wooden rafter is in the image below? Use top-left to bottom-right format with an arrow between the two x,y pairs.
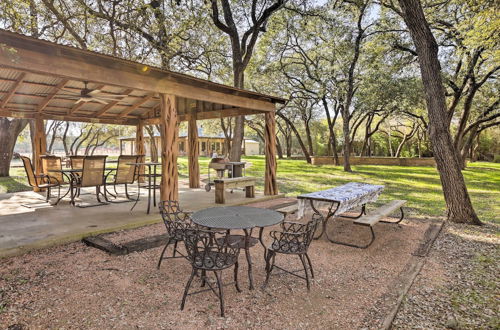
118,93 -> 155,118
37,79 -> 69,112
95,88 -> 133,117
0,72 -> 26,108
0,109 -> 138,125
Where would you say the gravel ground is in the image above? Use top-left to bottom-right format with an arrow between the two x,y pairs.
392,222 -> 499,329
0,200 -> 431,329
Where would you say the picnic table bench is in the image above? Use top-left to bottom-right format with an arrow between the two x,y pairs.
297,183 -> 407,248
214,176 -> 255,204
352,199 -> 407,248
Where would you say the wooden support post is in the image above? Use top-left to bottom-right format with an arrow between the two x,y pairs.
264,112 -> 278,195
33,117 -> 47,192
135,121 -> 146,182
159,94 -> 179,202
188,112 -> 200,188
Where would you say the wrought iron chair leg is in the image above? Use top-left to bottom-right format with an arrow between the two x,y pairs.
234,261 -> 241,293
299,254 -> 310,290
180,268 -> 196,311
46,187 -> 51,202
157,238 -> 172,270
263,251 -> 275,288
201,270 -> 206,287
305,253 -> 314,279
172,240 -> 178,257
214,270 -> 225,317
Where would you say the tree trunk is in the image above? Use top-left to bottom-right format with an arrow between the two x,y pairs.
398,0 -> 481,224
322,96 -> 339,165
229,67 -> 245,161
341,105 -> 352,172
278,113 -> 311,163
304,118 -> 314,157
0,118 -> 29,177
276,136 -> 284,159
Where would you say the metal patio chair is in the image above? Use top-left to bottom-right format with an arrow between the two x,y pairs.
107,154 -> 140,202
263,213 -> 322,290
181,228 -> 241,317
69,155 -> 86,197
71,155 -> 108,207
157,200 -> 194,269
41,155 -> 71,203
69,155 -> 85,170
20,156 -> 61,205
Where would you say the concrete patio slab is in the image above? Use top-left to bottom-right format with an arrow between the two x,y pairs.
0,181 -> 284,258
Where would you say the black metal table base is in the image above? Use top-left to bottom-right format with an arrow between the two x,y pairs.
310,198 -> 405,249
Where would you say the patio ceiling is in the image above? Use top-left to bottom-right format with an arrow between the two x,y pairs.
0,29 -> 286,126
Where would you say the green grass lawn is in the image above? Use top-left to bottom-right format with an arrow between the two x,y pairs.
2,156 -> 498,223
180,156 -> 499,223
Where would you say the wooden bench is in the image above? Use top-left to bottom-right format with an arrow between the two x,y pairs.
214,177 -> 255,204
349,200 -> 407,248
275,203 -> 298,216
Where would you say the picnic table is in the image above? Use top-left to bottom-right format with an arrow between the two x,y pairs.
297,182 -> 384,245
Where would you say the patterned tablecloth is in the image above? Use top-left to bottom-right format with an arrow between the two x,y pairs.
297,182 -> 384,218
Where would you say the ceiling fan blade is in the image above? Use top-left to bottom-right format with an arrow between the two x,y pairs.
75,98 -> 86,104
55,96 -> 80,100
93,98 -> 109,104
95,97 -> 127,102
99,94 -> 129,98
88,90 -> 102,96
60,88 -> 82,95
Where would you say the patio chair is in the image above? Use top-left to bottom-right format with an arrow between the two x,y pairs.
263,213 -> 322,290
69,155 -> 86,197
107,155 -> 140,202
41,155 -> 71,204
20,156 -> 61,204
71,155 -> 108,207
181,228 -> 241,317
69,155 -> 85,169
157,200 -> 194,269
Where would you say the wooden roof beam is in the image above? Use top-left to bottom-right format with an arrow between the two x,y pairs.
0,72 -> 26,108
37,79 -> 69,112
0,109 -> 138,125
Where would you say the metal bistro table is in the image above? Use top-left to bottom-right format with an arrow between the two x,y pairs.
191,206 -> 284,290
297,182 -> 384,246
129,162 -> 161,214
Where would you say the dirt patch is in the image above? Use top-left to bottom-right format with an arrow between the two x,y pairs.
392,222 -> 499,329
0,200 -> 432,329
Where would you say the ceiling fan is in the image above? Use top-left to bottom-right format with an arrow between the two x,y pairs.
54,82 -> 128,105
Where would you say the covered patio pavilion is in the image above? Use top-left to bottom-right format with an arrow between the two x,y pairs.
0,29 -> 285,200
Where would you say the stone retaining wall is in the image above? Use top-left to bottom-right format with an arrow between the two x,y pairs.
311,156 -> 437,166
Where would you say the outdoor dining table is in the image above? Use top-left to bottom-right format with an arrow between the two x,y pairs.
128,162 -> 161,214
48,168 -> 117,205
297,182 -> 384,245
191,206 -> 284,290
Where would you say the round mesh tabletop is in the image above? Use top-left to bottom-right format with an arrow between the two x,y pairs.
191,206 -> 284,230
